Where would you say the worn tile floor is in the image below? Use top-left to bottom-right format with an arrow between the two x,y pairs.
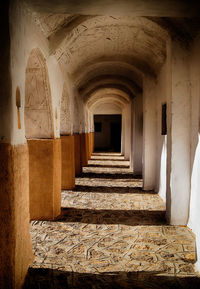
23,153 -> 200,289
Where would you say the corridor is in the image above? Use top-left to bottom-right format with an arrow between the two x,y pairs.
2,3 -> 200,287
24,153 -> 200,289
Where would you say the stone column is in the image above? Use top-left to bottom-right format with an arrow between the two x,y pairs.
143,76 -> 157,190
74,134 -> 82,176
28,138 -> 61,220
61,135 -> 75,189
121,112 -> 125,156
0,143 -> 33,289
124,105 -> 131,160
132,94 -> 143,175
91,132 -> 94,155
0,4 -> 33,287
166,40 -> 191,225
81,133 -> 89,167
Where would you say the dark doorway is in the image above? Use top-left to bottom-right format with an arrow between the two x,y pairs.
110,122 -> 121,151
94,114 -> 122,152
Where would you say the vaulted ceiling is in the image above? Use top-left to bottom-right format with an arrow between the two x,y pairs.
27,1 -> 200,106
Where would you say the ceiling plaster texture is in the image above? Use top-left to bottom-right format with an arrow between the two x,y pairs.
74,61 -> 143,89
78,75 -> 142,98
86,88 -> 130,107
24,0 -> 200,17
60,82 -> 72,135
52,17 -> 167,76
23,3 -> 200,140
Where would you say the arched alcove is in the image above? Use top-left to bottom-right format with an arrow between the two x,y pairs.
25,48 -> 53,139
60,82 -> 72,135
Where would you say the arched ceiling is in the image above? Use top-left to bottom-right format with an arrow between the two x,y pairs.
51,16 -> 168,77
25,0 -> 200,17
31,13 -> 170,102
73,61 -> 143,88
86,88 -> 130,109
29,8 -> 200,109
92,101 -> 122,115
79,74 -> 141,98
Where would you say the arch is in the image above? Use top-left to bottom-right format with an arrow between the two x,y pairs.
24,48 -> 53,138
93,101 -> 122,115
85,88 -> 130,107
60,82 -> 72,135
74,61 -> 143,89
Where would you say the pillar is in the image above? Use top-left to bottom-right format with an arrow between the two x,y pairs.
166,40 -> 191,225
132,94 -> 143,174
143,76 -> 157,190
0,143 -> 33,289
88,132 -> 94,159
74,134 -> 82,176
81,133 -> 89,166
91,132 -> 94,155
124,105 -> 131,160
28,138 -> 61,220
87,133 -> 91,160
121,113 -> 125,156
61,135 -> 75,189
0,3 -> 33,287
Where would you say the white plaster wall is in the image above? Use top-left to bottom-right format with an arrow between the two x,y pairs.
47,56 -> 64,138
155,61 -> 168,202
73,88 -> 85,134
132,94 -> 143,175
188,35 -> 200,272
9,1 -> 67,144
167,40 -> 191,225
143,76 -> 157,190
93,103 -> 121,115
121,111 -> 125,155
124,104 -> 132,161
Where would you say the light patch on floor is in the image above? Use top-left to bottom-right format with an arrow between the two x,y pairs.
24,153 -> 200,289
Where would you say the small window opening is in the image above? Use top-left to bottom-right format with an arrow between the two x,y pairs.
161,103 -> 167,135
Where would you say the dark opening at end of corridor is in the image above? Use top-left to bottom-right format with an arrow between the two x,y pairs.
94,114 -> 122,153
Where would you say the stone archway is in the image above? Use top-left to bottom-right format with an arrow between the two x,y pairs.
25,48 -> 53,139
25,48 -> 61,221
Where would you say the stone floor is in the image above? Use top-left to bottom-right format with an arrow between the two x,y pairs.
23,153 -> 200,289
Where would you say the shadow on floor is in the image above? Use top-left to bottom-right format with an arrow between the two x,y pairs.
87,164 -> 130,168
56,208 -> 166,226
73,185 -> 154,194
91,158 -> 125,161
78,173 -> 142,179
23,267 -> 200,289
92,153 -> 122,156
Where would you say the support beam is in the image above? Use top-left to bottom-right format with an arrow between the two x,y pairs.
61,135 -> 75,189
28,139 -> 61,220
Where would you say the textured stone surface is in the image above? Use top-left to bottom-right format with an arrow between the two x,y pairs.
60,82 -> 72,135
24,153 -> 200,288
25,48 -> 53,139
